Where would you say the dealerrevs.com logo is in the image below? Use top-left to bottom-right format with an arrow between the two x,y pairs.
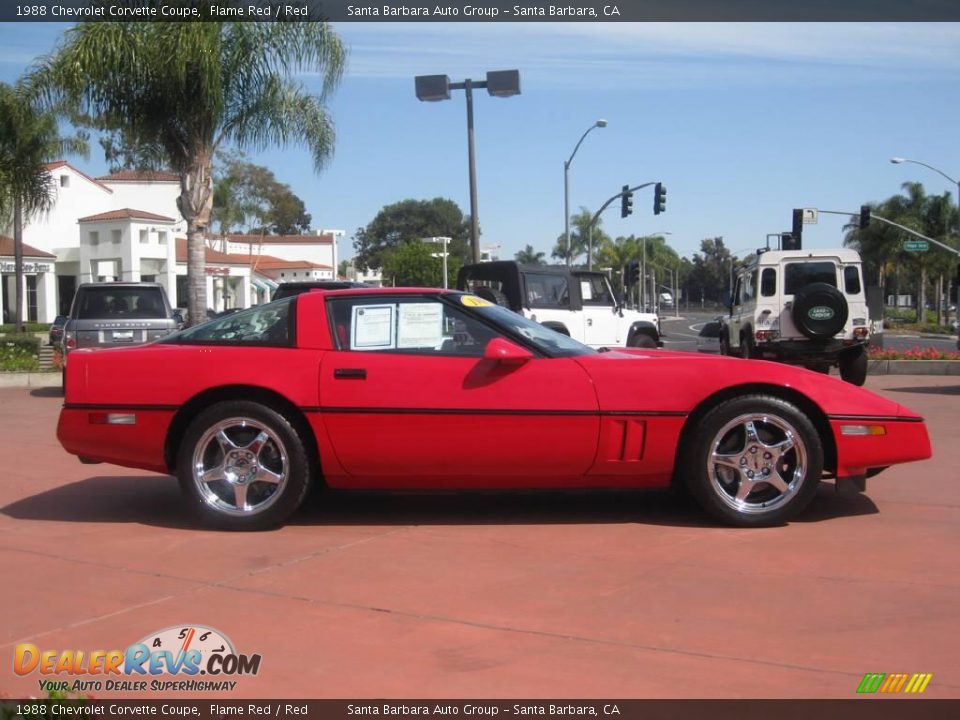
14,625 -> 261,693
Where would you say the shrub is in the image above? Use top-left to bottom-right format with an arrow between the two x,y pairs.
0,333 -> 41,372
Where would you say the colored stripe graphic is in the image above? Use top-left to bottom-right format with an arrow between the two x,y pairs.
857,673 -> 885,693
857,672 -> 932,694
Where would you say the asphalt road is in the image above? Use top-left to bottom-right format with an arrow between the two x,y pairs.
660,311 -> 958,354
0,380 -> 957,699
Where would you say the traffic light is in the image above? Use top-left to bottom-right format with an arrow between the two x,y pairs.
781,232 -> 800,251
859,205 -> 871,230
792,208 -> 804,248
625,260 -> 640,287
653,182 -> 666,215
620,185 -> 633,218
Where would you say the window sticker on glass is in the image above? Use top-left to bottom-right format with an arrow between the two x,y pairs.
352,304 -> 395,350
580,280 -> 593,300
397,303 -> 444,349
461,295 -> 492,307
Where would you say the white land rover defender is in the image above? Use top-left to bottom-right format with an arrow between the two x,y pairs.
720,248 -> 870,385
456,261 -> 662,348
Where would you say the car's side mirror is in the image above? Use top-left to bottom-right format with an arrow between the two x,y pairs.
483,337 -> 533,364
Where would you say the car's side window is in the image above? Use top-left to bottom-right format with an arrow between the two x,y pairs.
327,296 -> 500,357
732,277 -> 743,307
524,274 -> 569,309
580,276 -> 613,306
742,271 -> 756,303
760,268 -> 777,297
844,266 -> 862,295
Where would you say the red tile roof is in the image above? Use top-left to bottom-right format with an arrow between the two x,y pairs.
44,161 -> 113,193
174,238 -> 331,270
98,169 -> 180,183
0,236 -> 58,259
225,233 -> 334,245
78,208 -> 177,223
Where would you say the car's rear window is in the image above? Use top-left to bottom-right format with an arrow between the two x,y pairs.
75,287 -> 167,319
784,262 -> 837,296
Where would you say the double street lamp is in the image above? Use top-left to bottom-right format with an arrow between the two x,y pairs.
415,70 -> 521,263
564,120 -> 607,266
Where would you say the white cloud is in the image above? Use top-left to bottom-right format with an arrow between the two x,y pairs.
335,22 -> 960,87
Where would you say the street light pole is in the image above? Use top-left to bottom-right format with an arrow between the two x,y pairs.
564,120 -> 607,267
415,71 -> 521,264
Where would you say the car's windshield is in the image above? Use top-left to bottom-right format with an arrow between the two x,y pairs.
454,295 -> 596,357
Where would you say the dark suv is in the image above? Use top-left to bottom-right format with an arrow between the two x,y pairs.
63,282 -> 179,363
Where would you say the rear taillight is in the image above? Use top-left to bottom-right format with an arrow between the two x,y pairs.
64,331 -> 76,351
853,327 -> 869,339
755,330 -> 778,342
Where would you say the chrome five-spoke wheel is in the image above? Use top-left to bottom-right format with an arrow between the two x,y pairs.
708,413 -> 806,515
192,418 -> 288,516
684,395 -> 823,526
178,401 -> 311,530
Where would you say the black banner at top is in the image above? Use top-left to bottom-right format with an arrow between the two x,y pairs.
2,0 -> 960,22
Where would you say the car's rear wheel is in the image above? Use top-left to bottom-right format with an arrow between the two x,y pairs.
719,329 -> 731,356
839,347 -> 868,386
630,333 -> 657,349
177,401 -> 311,530
739,331 -> 755,359
682,396 -> 823,526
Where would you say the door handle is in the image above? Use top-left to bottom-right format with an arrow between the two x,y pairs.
334,368 -> 367,380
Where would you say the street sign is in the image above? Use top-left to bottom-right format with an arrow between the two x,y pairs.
802,208 -> 818,224
903,240 -> 929,252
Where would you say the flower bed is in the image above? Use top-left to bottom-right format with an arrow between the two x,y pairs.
868,346 -> 960,361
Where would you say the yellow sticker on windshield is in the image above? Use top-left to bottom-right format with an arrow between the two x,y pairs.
461,295 -> 493,307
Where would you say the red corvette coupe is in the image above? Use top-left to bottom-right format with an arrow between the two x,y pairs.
58,288 -> 931,530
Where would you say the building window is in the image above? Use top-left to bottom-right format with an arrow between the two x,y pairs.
112,229 -> 122,244
88,231 -> 99,246
140,229 -> 149,244
60,175 -> 70,188
157,231 -> 167,245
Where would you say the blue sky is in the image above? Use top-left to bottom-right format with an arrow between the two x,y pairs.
2,22 -> 960,264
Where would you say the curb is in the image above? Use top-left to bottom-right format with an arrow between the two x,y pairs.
0,372 -> 61,388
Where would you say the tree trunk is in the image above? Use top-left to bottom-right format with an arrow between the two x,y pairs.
14,194 -> 24,333
176,149 -> 215,326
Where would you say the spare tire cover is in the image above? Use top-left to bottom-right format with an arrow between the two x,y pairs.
792,282 -> 848,339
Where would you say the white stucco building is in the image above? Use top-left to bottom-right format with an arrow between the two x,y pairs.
1,161 -> 340,322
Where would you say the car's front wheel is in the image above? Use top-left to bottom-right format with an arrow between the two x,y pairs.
177,401 -> 311,530
682,395 -> 823,526
630,333 -> 658,349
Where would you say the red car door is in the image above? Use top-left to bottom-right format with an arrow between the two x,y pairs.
317,295 -> 599,487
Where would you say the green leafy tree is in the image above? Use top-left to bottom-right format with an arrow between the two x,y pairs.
31,21 -> 345,325
381,240 -> 461,288
213,153 -> 312,237
353,198 -> 470,271
687,237 -> 734,304
0,82 -> 87,331
514,244 -> 546,265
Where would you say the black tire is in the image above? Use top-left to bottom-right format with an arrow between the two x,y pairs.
719,329 -> 731,356
807,363 -> 831,374
630,333 -> 658,349
839,347 -> 868,386
739,331 -> 755,359
177,401 -> 312,531
682,395 -> 823,526
792,283 -> 848,340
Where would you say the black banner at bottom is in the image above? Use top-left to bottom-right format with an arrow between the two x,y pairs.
2,700 -> 959,720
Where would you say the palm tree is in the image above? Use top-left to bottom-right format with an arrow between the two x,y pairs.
552,208 -> 609,266
514,244 -> 546,265
0,82 -> 87,331
30,22 -> 346,325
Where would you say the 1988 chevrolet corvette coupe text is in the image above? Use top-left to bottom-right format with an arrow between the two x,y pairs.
58,288 -> 931,530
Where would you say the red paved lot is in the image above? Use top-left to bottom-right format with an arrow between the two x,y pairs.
0,377 -> 957,699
